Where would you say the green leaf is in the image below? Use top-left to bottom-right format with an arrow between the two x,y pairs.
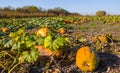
44,35 -> 65,51
0,38 -> 9,46
18,48 -> 39,63
55,37 -> 65,46
9,32 -> 18,38
24,35 -> 37,48
78,37 -> 87,42
19,51 -> 29,62
53,37 -> 65,51
14,36 -> 21,42
17,28 -> 24,35
30,48 -> 39,61
26,40 -> 36,48
36,37 -> 44,45
0,52 -> 4,58
44,35 -> 52,48
4,39 -> 14,48
11,42 -> 21,51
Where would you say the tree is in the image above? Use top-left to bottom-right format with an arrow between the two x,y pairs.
71,12 -> 81,16
47,7 -> 70,16
3,6 -> 11,11
23,6 -> 39,13
96,11 -> 106,16
16,7 -> 28,13
54,7 -> 70,14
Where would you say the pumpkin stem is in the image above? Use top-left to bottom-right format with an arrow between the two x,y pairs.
85,63 -> 90,67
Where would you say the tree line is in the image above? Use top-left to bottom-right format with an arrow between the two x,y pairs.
0,6 -> 80,18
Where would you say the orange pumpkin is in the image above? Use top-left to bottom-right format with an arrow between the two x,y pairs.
76,46 -> 100,72
36,28 -> 49,37
74,21 -> 78,24
58,27 -> 66,34
0,27 -> 8,32
64,20 -> 71,24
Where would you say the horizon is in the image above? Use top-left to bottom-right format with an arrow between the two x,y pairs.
0,0 -> 120,15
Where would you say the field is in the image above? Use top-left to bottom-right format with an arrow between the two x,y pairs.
0,16 -> 120,73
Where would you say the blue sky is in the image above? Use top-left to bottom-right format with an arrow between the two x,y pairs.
0,0 -> 120,15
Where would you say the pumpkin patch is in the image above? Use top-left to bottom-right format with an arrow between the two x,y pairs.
0,16 -> 119,73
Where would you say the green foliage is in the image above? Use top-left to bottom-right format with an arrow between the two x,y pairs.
1,28 -> 42,59
9,28 -> 26,40
79,25 -> 88,31
44,35 -> 66,51
18,48 -> 39,63
0,28 -> 42,72
36,37 -> 44,45
0,6 -> 71,18
96,11 -> 106,16
90,24 -> 96,29
78,37 -> 87,43
44,35 -> 53,49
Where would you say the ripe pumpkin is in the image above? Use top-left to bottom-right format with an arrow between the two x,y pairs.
64,20 -> 71,24
58,27 -> 66,34
76,46 -> 100,72
0,27 -> 8,32
74,21 -> 78,24
36,28 -> 49,37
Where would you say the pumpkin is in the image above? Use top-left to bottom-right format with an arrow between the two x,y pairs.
76,46 -> 100,72
64,20 -> 71,24
74,21 -> 78,24
0,27 -> 8,32
36,28 -> 49,37
58,27 -> 66,34
80,19 -> 86,23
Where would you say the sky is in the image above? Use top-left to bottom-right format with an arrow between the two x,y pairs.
0,0 -> 120,15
